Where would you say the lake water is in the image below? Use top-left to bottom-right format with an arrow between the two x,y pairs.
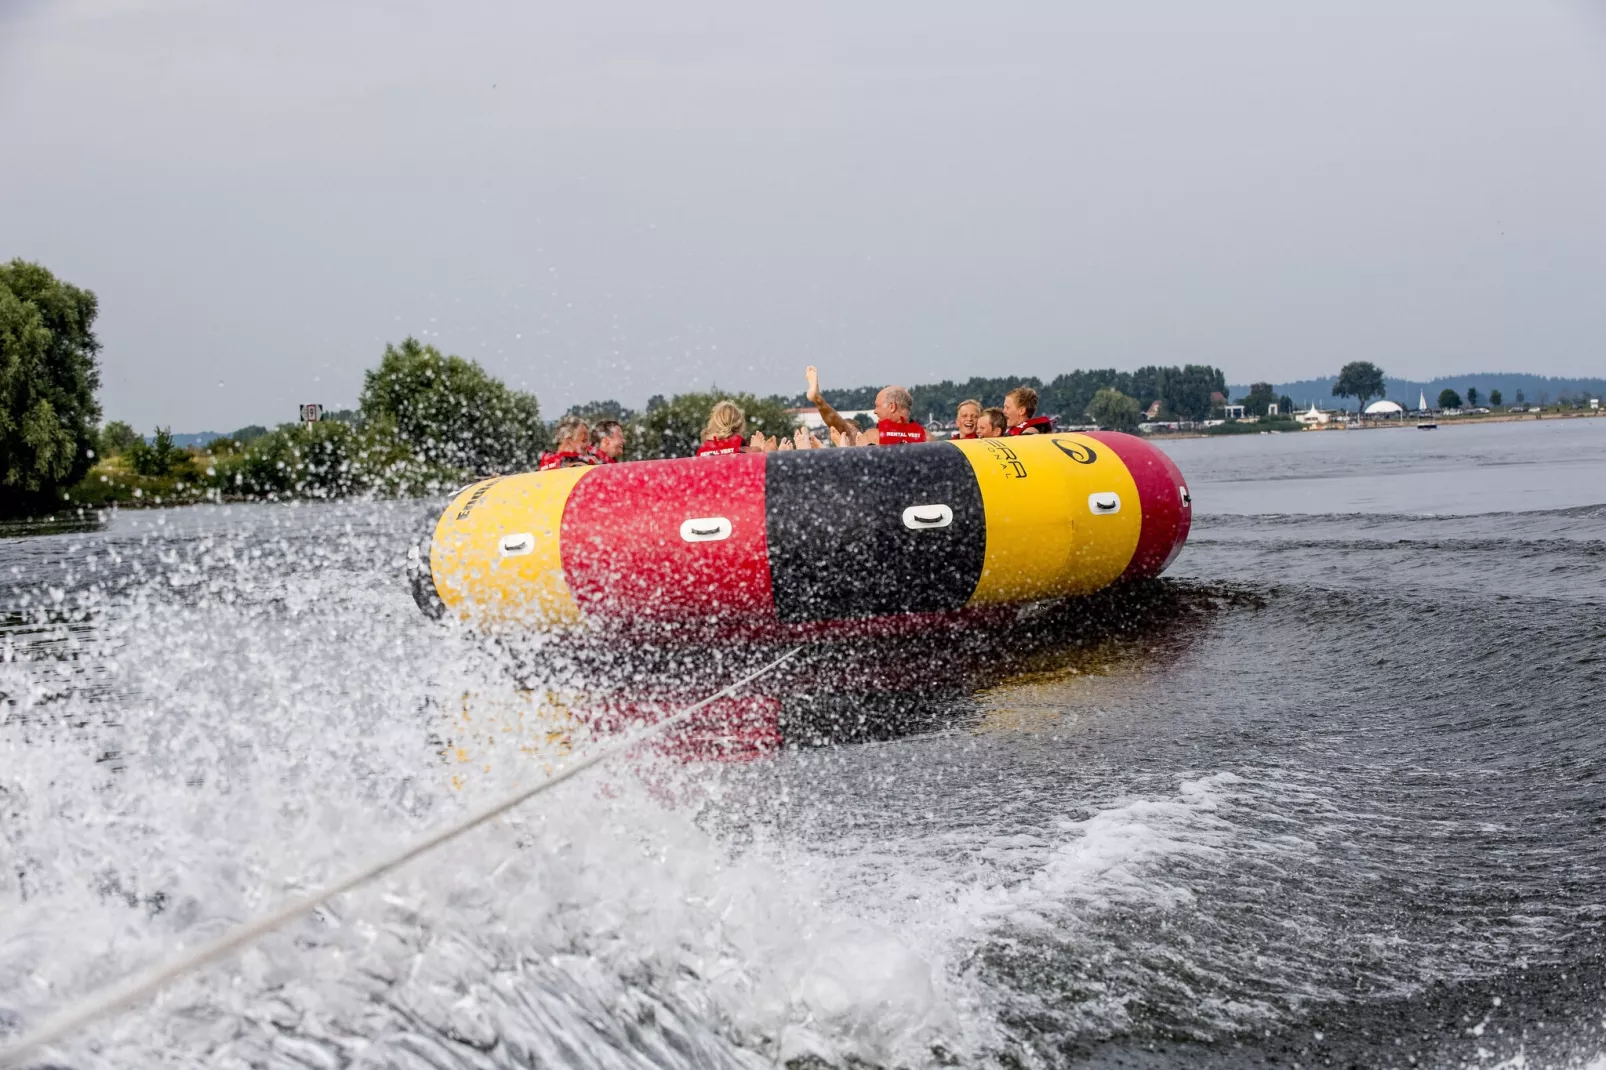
2,417 -> 1604,1068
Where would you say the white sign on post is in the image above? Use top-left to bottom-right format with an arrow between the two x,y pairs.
300,404 -> 322,423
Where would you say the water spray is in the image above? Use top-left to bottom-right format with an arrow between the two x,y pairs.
0,645 -> 802,1068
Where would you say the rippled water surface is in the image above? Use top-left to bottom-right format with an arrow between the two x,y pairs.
2,417 -> 1604,1068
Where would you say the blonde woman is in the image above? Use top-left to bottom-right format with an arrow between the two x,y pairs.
696,400 -> 751,456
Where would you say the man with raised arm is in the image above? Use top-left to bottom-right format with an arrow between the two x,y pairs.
804,366 -> 927,446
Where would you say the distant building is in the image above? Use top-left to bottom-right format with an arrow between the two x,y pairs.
1295,404 -> 1331,426
1364,400 -> 1405,419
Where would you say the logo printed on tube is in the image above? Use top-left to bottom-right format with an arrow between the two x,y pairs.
981,440 -> 1028,478
1088,492 -> 1122,515
456,477 -> 504,520
1179,485 -> 1192,507
902,504 -> 954,530
679,517 -> 733,542
499,531 -> 535,556
1051,438 -> 1098,464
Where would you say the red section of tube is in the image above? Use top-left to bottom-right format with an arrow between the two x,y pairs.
559,453 -> 776,622
1084,432 -> 1192,580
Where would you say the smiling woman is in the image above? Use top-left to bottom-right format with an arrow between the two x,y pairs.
411,431 -> 1192,640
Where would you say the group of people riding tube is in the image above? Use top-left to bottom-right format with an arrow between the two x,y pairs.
537,366 -> 1055,470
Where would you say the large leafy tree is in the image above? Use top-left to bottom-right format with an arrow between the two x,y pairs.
636,391 -> 796,459
1332,361 -> 1386,413
98,420 -> 141,455
1086,388 -> 1140,431
0,260 -> 103,514
1237,381 -> 1278,417
1438,388 -> 1462,410
359,338 -> 543,474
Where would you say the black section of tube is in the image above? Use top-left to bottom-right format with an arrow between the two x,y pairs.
764,443 -> 986,623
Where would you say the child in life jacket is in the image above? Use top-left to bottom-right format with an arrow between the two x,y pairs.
1003,387 -> 1054,435
592,419 -> 626,463
539,416 -> 602,470
804,366 -> 926,446
951,399 -> 982,439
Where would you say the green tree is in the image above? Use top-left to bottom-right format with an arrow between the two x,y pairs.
636,391 -> 796,459
1438,388 -> 1462,410
1332,361 -> 1386,413
1157,365 -> 1226,421
1489,389 -> 1502,407
1086,388 -> 1140,432
358,337 -> 543,474
99,420 -> 141,456
127,426 -> 190,477
0,260 -> 102,514
1237,382 -> 1278,417
1466,387 -> 1479,408
566,399 -> 634,422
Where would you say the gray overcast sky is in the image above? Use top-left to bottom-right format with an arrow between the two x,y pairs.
3,1 -> 1604,430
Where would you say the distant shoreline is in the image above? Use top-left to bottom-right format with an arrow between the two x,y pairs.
1145,409 -> 1604,440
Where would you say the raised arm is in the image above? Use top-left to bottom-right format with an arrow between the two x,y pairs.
805,365 -> 856,437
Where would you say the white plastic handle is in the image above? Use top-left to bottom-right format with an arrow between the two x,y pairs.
1087,493 -> 1122,515
499,532 -> 535,557
680,517 -> 733,543
901,504 -> 953,530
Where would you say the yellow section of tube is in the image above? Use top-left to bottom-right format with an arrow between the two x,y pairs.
429,469 -> 591,627
952,433 -> 1143,605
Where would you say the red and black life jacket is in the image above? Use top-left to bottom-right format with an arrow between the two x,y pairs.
538,451 -> 597,471
876,419 -> 928,446
695,435 -> 745,457
1007,416 -> 1054,436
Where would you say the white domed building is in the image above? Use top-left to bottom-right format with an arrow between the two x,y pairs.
1363,399 -> 1405,420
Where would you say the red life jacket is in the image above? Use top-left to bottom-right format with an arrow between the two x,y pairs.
695,435 -> 745,457
950,430 -> 978,440
538,450 -> 596,471
595,451 -> 619,464
876,419 -> 927,445
1007,415 -> 1055,436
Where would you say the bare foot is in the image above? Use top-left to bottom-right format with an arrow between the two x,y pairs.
805,365 -> 822,404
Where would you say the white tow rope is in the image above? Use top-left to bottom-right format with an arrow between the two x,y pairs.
0,645 -> 803,1068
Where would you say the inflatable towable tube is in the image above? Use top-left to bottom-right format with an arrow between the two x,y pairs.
410,432 -> 1190,639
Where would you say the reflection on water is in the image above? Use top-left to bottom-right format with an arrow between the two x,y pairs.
444,581 -> 1245,767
